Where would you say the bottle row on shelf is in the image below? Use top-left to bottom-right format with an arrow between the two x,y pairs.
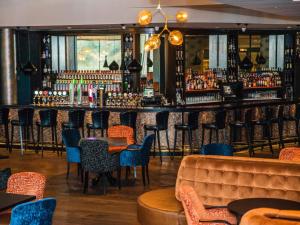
240,71 -> 282,88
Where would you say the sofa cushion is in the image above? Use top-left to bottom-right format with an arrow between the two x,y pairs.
137,188 -> 187,225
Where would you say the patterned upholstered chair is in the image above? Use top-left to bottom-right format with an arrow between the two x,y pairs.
200,144 -> 234,156
10,198 -> 56,225
0,168 -> 11,190
108,125 -> 134,153
6,172 -> 46,200
279,147 -> 300,161
120,134 -> 155,186
79,139 -> 121,194
179,185 -> 237,225
62,129 -> 82,179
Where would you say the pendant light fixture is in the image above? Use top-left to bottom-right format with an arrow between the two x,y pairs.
120,58 -> 126,70
240,54 -> 253,70
138,0 -> 187,51
103,55 -> 109,68
192,51 -> 201,66
256,53 -> 266,65
22,27 -> 37,75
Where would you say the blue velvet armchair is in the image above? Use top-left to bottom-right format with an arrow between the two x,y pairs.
10,198 -> 56,225
62,129 -> 81,179
120,134 -> 155,186
200,143 -> 234,156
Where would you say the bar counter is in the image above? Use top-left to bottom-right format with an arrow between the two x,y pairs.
3,98 -> 299,154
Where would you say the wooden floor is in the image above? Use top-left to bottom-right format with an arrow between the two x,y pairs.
0,143 -> 287,225
0,148 -> 181,225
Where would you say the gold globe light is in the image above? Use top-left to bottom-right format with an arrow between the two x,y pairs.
176,11 -> 188,23
168,30 -> 183,46
138,10 -> 153,26
144,39 -> 153,52
149,34 -> 161,49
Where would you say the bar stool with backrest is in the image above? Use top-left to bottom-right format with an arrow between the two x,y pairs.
36,109 -> 58,157
0,108 -> 10,152
62,109 -> 86,137
230,108 -> 255,156
120,111 -> 138,141
173,111 -> 199,157
11,108 -> 36,155
86,110 -> 110,137
284,103 -> 300,145
201,110 -> 227,147
144,111 -> 170,163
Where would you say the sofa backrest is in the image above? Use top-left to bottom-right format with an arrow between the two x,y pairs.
175,155 -> 300,206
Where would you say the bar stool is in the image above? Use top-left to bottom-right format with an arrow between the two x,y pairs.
11,108 -> 36,155
201,110 -> 227,146
0,108 -> 10,152
144,111 -> 170,163
36,109 -> 58,157
253,106 -> 278,155
230,108 -> 255,156
120,111 -> 137,141
86,110 -> 110,137
284,103 -> 300,145
62,110 -> 86,137
173,111 -> 199,156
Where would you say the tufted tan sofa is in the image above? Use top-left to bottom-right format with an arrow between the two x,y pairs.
240,208 -> 300,225
137,155 -> 300,225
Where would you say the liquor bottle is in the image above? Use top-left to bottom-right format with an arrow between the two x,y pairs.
77,78 -> 83,105
69,79 -> 75,105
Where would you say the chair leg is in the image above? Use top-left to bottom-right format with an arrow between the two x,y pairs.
165,130 -> 171,157
87,127 -> 90,137
146,165 -> 150,185
157,130 -> 162,164
246,126 -> 254,157
51,126 -> 55,150
173,129 -> 177,157
4,124 -> 9,152
188,129 -> 193,154
181,130 -> 185,157
83,171 -> 89,193
10,124 -> 14,153
266,124 -> 274,155
125,166 -> 130,183
142,166 -> 146,186
117,167 -> 121,190
66,163 -> 70,179
296,120 -> 300,146
201,126 -> 205,147
229,125 -> 233,145
30,125 -> 36,151
81,127 -> 85,138
41,127 -> 44,157
152,131 -> 156,159
54,126 -> 59,156
209,129 -> 212,144
19,126 -> 24,156
278,120 -> 284,149
216,129 -> 219,143
37,126 -> 40,150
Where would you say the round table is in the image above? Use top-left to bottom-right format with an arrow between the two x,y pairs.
228,198 -> 300,223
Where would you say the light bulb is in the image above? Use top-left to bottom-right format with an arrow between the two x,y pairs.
168,30 -> 183,46
149,34 -> 161,50
176,11 -> 188,23
138,10 -> 152,26
144,39 -> 153,52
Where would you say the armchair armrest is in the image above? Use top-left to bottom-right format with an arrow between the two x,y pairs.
199,219 -> 232,225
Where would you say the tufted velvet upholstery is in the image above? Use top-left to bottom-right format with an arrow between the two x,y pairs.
138,155 -> 300,225
175,156 -> 300,206
6,172 -> 46,200
108,125 -> 134,152
0,168 -> 11,190
200,144 -> 234,156
10,198 -> 56,225
179,185 -> 237,225
240,208 -> 300,225
279,147 -> 300,161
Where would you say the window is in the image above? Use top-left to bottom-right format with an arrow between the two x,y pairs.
140,34 -> 154,77
76,35 -> 121,70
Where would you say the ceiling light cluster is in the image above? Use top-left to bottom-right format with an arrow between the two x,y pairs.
137,0 -> 187,51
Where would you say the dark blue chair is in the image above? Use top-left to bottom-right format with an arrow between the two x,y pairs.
10,198 -> 56,225
120,134 -> 155,186
62,129 -> 81,179
199,144 -> 234,156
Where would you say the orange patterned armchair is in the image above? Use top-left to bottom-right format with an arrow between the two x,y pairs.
6,172 -> 46,200
108,125 -> 134,153
179,185 -> 237,225
279,147 -> 300,161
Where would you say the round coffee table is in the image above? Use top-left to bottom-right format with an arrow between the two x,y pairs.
228,198 -> 300,223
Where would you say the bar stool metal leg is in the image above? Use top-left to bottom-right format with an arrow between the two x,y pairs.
188,128 -> 193,154
182,130 -> 185,157
10,124 -> 14,153
173,129 -> 177,157
157,130 -> 162,164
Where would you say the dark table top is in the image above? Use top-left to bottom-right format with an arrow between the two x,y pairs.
82,137 -> 127,147
0,192 -> 36,212
228,198 -> 300,221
